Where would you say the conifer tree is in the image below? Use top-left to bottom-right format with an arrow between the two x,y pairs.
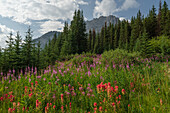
23,27 -> 33,69
119,21 -> 125,49
145,5 -> 157,38
124,20 -> 131,51
114,21 -> 120,49
6,32 -> 14,71
36,41 -> 41,74
92,29 -> 96,52
161,1 -> 169,35
88,29 -> 92,52
13,32 -> 22,75
157,0 -> 162,36
130,10 -> 143,51
109,23 -> 114,50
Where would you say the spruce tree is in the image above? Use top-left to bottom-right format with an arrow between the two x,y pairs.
6,32 -> 14,71
13,32 -> 22,75
161,1 -> 169,35
22,27 -> 33,71
88,29 -> 92,52
92,29 -> 96,53
157,0 -> 162,36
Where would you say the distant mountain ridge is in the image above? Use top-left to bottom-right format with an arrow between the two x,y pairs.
33,31 -> 61,48
86,15 -> 119,32
33,15 -> 119,48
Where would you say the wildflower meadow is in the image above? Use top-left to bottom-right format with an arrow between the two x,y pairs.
0,53 -> 169,113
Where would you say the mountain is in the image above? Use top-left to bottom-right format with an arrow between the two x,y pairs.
86,15 -> 119,32
33,15 -> 119,49
33,31 -> 61,48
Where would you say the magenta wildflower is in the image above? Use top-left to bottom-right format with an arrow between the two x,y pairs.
29,78 -> 31,82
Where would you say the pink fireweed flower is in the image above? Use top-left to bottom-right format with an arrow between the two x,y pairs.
82,92 -> 85,95
87,93 -> 90,97
79,87 -> 83,91
29,78 -> 31,82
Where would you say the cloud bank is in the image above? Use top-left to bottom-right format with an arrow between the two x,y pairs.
93,0 -> 140,18
0,0 -> 88,33
0,24 -> 15,48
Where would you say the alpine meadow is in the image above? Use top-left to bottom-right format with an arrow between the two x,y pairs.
0,0 -> 170,113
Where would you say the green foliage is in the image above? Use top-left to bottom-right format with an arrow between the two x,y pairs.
147,36 -> 170,56
102,49 -> 141,64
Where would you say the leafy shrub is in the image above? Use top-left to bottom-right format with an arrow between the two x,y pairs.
101,49 -> 141,64
146,36 -> 170,56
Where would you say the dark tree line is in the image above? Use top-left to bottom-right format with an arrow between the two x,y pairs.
0,1 -> 170,76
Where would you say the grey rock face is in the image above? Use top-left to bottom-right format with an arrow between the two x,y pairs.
33,31 -> 61,48
86,15 -> 119,32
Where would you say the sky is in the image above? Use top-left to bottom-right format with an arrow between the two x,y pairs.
0,0 -> 170,48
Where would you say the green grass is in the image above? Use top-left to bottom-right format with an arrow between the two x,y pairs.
0,54 -> 169,113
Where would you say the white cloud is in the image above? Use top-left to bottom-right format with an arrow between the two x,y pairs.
0,0 -> 88,46
39,20 -> 64,34
0,24 -> 15,48
119,17 -> 131,22
93,0 -> 118,18
0,0 -> 88,25
119,0 -> 140,11
93,0 -> 139,18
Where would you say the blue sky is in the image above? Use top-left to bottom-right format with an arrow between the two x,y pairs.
0,0 -> 170,48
